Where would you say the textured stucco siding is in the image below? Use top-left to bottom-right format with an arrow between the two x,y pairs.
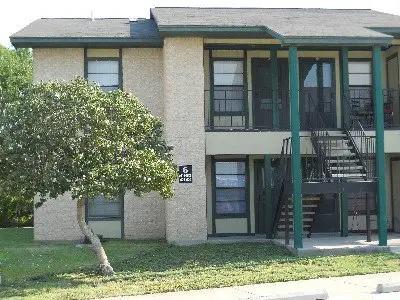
122,48 -> 166,239
34,193 -> 83,241
33,48 -> 84,82
163,37 -> 207,244
124,191 -> 165,239
32,48 -> 84,241
123,48 -> 164,118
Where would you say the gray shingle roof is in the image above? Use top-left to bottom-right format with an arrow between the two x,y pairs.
10,8 -> 400,47
10,18 -> 162,48
151,7 -> 400,42
12,18 -> 131,38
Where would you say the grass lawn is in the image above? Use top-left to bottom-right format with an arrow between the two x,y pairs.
1,228 -> 400,299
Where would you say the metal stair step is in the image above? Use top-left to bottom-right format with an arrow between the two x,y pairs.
331,173 -> 366,178
285,211 -> 316,216
287,204 -> 318,209
279,217 -> 314,223
330,165 -> 363,170
277,224 -> 311,229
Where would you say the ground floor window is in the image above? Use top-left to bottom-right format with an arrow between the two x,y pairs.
87,194 -> 122,221
214,160 -> 247,217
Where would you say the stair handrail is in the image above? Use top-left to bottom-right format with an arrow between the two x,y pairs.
305,93 -> 332,180
345,119 -> 375,180
271,138 -> 291,237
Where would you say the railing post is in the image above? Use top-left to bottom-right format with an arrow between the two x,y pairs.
340,194 -> 348,237
340,47 -> 349,129
264,155 -> 273,238
373,45 -> 387,246
271,49 -> 279,129
366,193 -> 371,242
289,46 -> 303,249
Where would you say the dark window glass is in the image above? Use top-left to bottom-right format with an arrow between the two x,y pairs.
215,161 -> 246,215
87,60 -> 119,91
213,60 -> 244,115
87,194 -> 121,220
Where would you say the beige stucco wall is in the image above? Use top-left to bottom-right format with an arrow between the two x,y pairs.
32,48 -> 84,241
34,193 -> 83,241
32,47 -> 166,241
123,48 -> 164,119
163,37 -> 207,244
124,191 -> 165,239
33,48 -> 84,83
122,48 -> 166,239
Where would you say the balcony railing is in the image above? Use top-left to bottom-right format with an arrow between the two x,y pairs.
205,87 -> 400,131
205,88 -> 336,131
344,88 -> 400,129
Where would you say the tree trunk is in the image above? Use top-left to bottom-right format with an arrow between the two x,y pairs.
76,197 -> 115,276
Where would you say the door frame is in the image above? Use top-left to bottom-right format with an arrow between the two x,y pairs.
299,58 -> 337,129
390,157 -> 400,232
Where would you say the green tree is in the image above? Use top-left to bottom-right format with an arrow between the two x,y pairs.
0,47 -> 33,227
0,77 -> 177,275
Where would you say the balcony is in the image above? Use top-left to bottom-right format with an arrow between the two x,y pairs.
204,87 -> 336,131
205,88 -> 400,131
344,88 -> 400,129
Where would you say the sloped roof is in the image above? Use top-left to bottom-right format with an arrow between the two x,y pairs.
151,7 -> 400,44
10,8 -> 400,48
10,18 -> 162,48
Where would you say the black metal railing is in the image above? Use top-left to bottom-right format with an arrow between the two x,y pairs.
344,88 -> 400,129
271,138 -> 291,241
204,88 -> 290,131
300,88 -> 336,130
345,120 -> 376,180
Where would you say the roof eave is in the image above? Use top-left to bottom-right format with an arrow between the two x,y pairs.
157,25 -> 283,40
10,37 -> 163,48
281,36 -> 393,47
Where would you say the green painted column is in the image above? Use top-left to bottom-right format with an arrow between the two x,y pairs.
340,194 -> 348,237
289,46 -> 303,249
264,155 -> 273,238
340,48 -> 349,129
372,45 -> 388,246
271,49 -> 279,129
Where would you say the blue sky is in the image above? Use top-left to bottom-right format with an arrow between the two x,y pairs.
2,0 -> 400,47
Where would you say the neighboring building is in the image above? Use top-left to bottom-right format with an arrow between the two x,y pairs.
10,7 -> 400,249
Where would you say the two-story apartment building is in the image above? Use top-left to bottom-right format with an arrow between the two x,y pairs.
10,7 -> 400,249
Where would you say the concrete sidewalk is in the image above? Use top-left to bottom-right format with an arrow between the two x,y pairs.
105,272 -> 400,300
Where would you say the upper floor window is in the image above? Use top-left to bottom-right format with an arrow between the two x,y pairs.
85,49 -> 121,92
349,61 -> 372,87
211,60 -> 245,128
87,59 -> 120,92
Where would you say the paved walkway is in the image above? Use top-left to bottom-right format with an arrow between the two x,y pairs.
105,272 -> 400,300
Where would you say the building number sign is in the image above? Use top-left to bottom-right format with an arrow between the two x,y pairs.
179,165 -> 192,183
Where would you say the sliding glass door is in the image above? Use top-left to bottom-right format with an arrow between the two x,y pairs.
299,59 -> 336,129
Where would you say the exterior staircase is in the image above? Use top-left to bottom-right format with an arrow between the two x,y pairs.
275,195 -> 320,237
316,130 -> 368,181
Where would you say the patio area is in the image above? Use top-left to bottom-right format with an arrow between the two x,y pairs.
208,233 -> 400,256
274,233 -> 400,256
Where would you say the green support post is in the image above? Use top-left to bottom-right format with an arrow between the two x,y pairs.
340,47 -> 349,129
264,155 -> 273,238
289,46 -> 303,249
340,193 -> 348,237
372,45 -> 388,246
271,49 -> 279,129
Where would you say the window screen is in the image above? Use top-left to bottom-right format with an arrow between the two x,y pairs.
87,60 -> 120,92
215,161 -> 247,216
213,60 -> 244,114
87,194 -> 122,220
349,61 -> 372,86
